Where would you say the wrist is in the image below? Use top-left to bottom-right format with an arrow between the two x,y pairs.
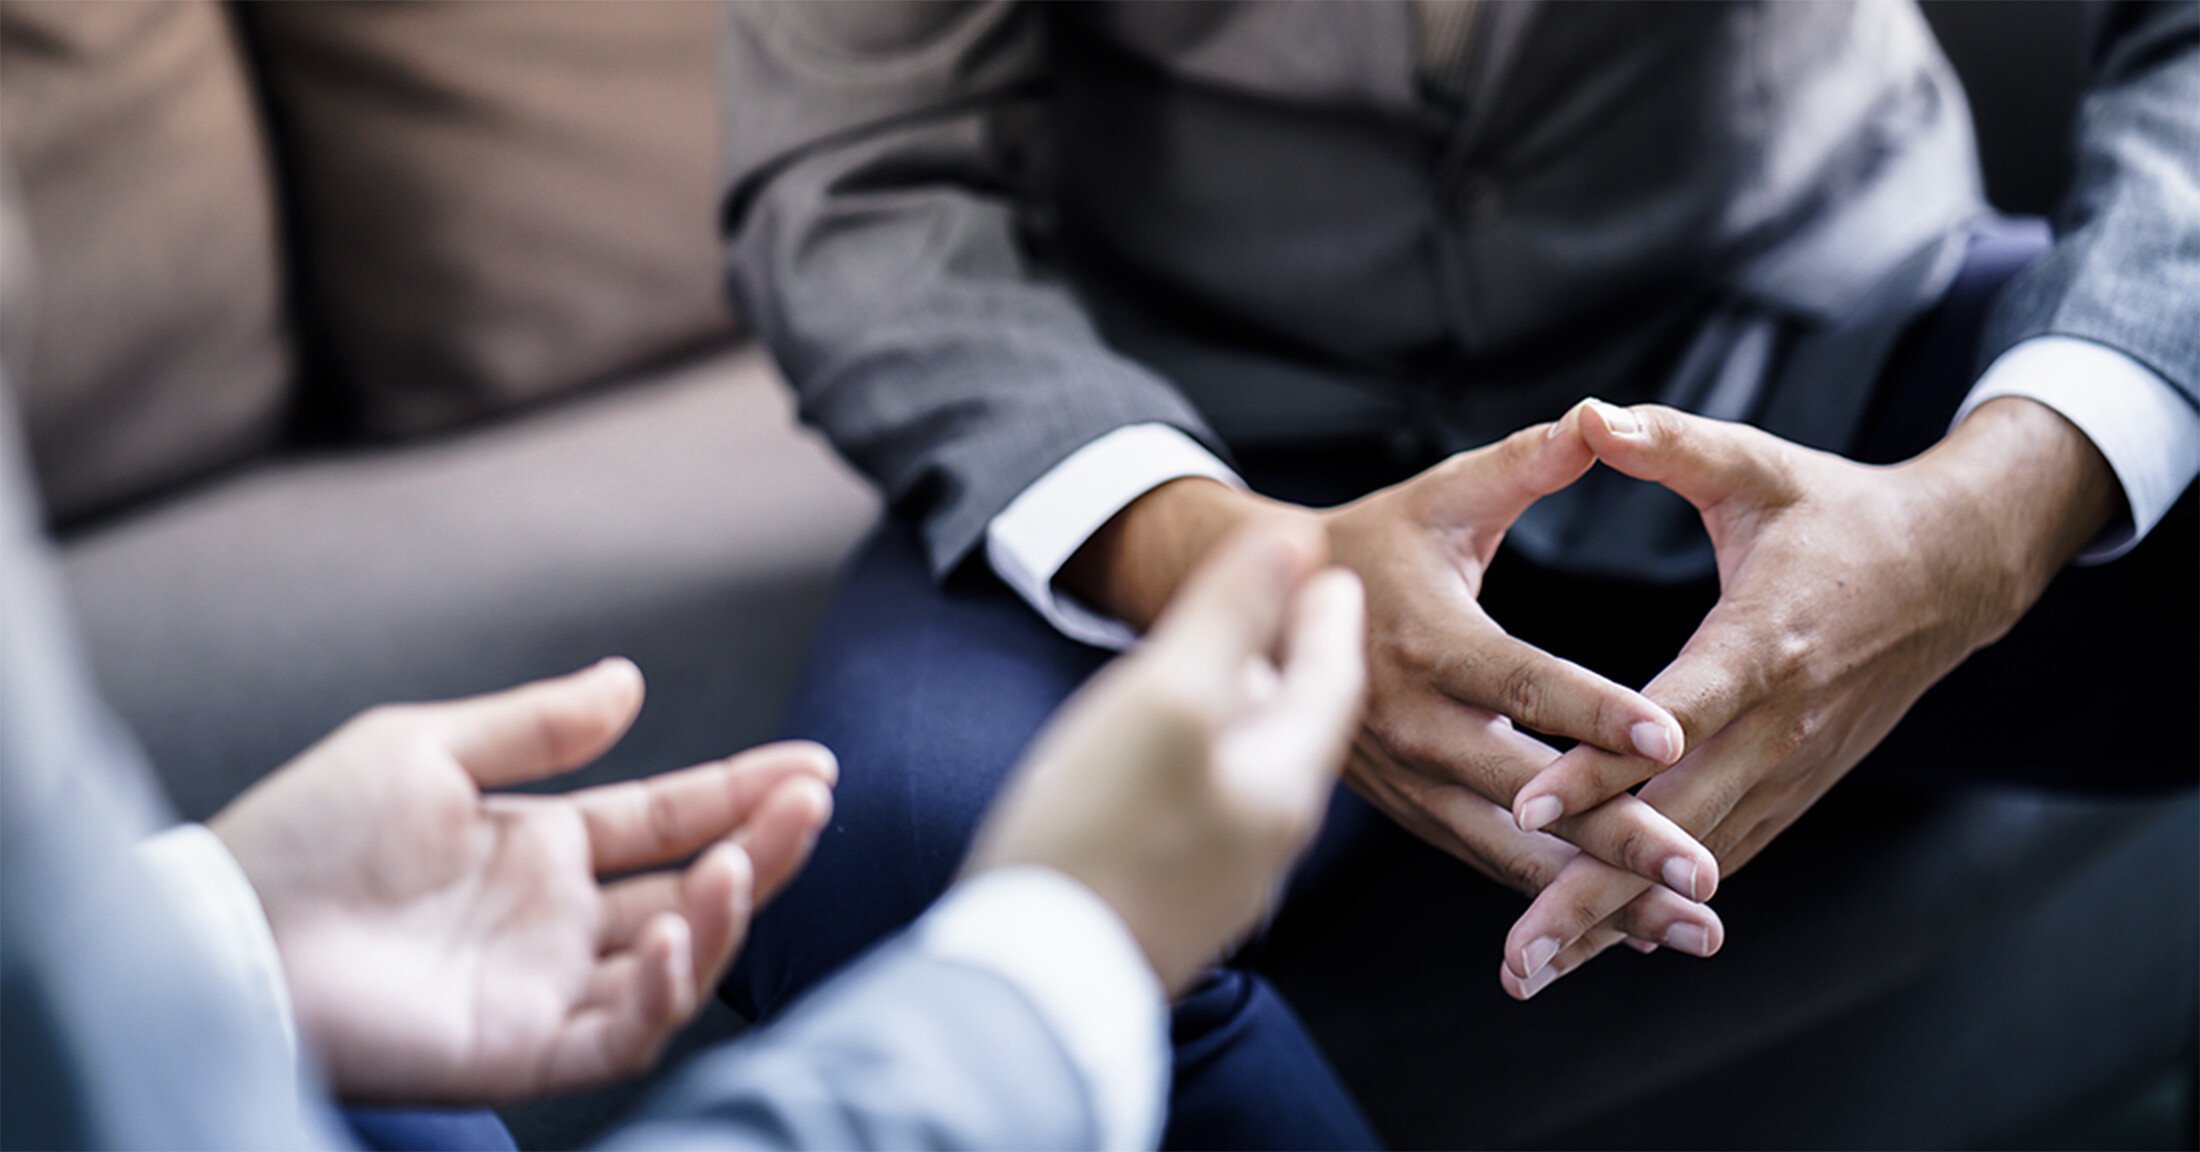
1913,396 -> 2117,630
1059,478 -> 1314,631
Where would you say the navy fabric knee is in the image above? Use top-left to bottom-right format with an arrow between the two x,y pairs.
733,523 -> 1380,1149
343,1109 -> 515,1151
731,524 -> 1108,1018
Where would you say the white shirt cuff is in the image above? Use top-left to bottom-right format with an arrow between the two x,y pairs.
986,424 -> 1244,650
138,824 -> 299,1062
1955,336 -> 2200,563
917,867 -> 1168,1152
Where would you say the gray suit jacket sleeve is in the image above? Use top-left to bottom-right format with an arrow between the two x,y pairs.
1981,0 -> 2200,405
0,375 -> 1098,1152
0,374 -> 346,1151
600,943 -> 1101,1152
723,1 -> 1222,577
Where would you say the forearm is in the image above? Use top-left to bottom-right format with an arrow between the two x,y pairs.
1911,395 -> 2119,633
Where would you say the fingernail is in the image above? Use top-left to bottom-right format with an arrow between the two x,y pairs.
1588,399 -> 1641,436
1630,718 -> 1680,764
1523,935 -> 1562,978
1663,922 -> 1713,956
1517,794 -> 1564,834
1660,856 -> 1701,902
1516,962 -> 1561,1000
1624,937 -> 1659,955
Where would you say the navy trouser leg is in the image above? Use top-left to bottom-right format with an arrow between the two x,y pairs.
732,525 -> 1380,1150
343,1109 -> 514,1152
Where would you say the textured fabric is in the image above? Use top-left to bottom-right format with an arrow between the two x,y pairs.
607,945 -> 1101,1152
753,207 -> 2197,1147
721,0 -> 1987,579
244,0 -> 737,439
1979,1 -> 2200,409
138,823 -> 298,1061
6,363 -> 1138,1152
0,373 -> 343,1152
0,0 -> 292,526
1961,335 -> 2200,560
747,523 -> 1383,1151
343,1109 -> 514,1152
917,868 -> 1169,1152
986,422 -> 1245,649
60,348 -> 876,820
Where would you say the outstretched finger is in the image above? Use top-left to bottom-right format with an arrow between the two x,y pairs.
1503,852 -> 1723,982
1500,925 -> 1628,1002
575,741 -> 837,876
1438,628 -> 1684,766
732,775 -> 834,904
1540,791 -> 1719,902
1512,603 -> 1759,833
599,841 -> 759,990
542,913 -> 693,1093
437,658 -> 646,788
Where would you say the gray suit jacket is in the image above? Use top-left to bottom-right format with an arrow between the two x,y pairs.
724,0 -> 2198,582
0,371 -> 1101,1150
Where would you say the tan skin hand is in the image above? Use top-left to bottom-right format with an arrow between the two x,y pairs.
1061,421 -> 1724,952
970,521 -> 1370,993
1496,396 -> 2115,997
211,660 -> 838,1103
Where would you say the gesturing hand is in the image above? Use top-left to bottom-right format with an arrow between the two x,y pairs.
210,659 -> 837,1104
1497,398 -> 2116,997
967,521 -> 1366,993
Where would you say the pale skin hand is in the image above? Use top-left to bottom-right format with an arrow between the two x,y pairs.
210,659 -> 838,1104
1496,397 -> 2116,998
969,521 -> 1369,994
1060,421 -> 1723,949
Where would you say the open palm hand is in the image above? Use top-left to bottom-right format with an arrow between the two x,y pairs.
211,659 -> 835,1104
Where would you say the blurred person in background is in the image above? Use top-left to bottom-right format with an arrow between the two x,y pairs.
0,344 -> 1372,1150
720,1 -> 2199,1145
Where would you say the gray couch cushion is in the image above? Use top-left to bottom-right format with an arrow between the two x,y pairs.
60,347 -> 875,820
0,0 -> 292,527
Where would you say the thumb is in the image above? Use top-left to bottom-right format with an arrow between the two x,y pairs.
1421,413 -> 1598,526
437,657 -> 646,787
1576,400 -> 1794,512
1142,517 -> 1327,701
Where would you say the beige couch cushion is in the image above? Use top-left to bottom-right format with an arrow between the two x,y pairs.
0,0 -> 292,526
244,0 -> 737,439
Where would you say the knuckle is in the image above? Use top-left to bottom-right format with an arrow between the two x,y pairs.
1369,708 -> 1439,768
1560,889 -> 1611,931
1498,660 -> 1546,730
646,785 -> 686,850
1499,850 -> 1549,895
1608,823 -> 1650,875
1635,405 -> 1681,444
1764,712 -> 1817,762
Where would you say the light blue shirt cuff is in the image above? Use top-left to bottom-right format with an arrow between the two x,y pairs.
1954,336 -> 2200,563
138,823 -> 299,1062
917,867 -> 1169,1152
